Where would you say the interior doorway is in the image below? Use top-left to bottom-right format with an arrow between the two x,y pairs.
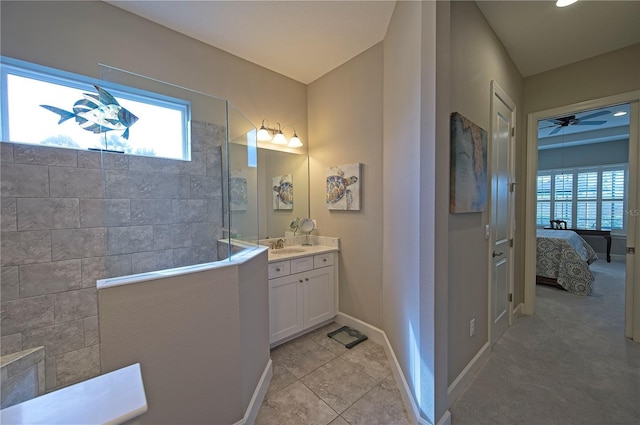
524,91 -> 640,342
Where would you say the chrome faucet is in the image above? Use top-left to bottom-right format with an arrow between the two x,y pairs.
274,238 -> 285,249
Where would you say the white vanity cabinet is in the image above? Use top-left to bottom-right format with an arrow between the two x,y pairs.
268,251 -> 337,346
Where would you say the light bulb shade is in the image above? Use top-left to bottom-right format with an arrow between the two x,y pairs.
272,131 -> 287,145
288,135 -> 303,147
257,126 -> 272,142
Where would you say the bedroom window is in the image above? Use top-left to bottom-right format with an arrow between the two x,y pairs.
536,165 -> 627,231
0,57 -> 191,160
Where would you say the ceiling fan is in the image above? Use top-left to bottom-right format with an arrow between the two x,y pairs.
542,110 -> 610,135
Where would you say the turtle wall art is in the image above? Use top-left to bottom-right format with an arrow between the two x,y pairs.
326,163 -> 361,211
273,174 -> 293,210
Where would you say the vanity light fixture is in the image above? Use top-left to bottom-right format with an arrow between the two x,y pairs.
256,119 -> 303,147
556,0 -> 578,7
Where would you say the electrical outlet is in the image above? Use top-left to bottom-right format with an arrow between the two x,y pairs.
470,318 -> 475,337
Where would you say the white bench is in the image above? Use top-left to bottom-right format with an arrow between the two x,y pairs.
0,363 -> 147,425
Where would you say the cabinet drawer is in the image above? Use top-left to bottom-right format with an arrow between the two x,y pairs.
290,256 -> 314,274
314,253 -> 334,268
268,261 -> 290,279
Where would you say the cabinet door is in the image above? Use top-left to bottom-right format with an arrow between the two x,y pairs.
303,266 -> 335,329
269,275 -> 304,344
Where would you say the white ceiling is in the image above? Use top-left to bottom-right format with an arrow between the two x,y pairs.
475,0 -> 640,77
106,1 -> 640,84
106,0 -> 396,84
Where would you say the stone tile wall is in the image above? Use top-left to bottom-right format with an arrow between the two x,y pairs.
1,346 -> 45,408
0,121 -> 225,391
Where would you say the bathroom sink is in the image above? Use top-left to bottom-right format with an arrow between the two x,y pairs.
271,248 -> 306,255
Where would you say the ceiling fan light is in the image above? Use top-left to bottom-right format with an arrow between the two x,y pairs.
556,0 -> 578,7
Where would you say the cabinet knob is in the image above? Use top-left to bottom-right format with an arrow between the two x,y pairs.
305,278 -> 309,281
323,258 -> 327,262
299,279 -> 303,283
276,268 -> 281,272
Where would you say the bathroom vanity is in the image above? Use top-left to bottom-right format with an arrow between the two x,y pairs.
266,238 -> 339,347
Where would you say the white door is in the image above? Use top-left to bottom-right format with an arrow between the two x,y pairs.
626,100 -> 640,342
490,81 -> 516,346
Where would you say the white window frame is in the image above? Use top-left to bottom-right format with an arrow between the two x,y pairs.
536,164 -> 628,231
0,56 -> 191,160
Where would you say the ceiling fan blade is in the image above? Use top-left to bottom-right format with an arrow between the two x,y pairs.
548,126 -> 562,135
579,110 -> 610,121
574,120 -> 607,126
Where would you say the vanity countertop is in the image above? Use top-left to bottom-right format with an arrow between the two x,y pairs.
260,235 -> 340,263
267,244 -> 339,262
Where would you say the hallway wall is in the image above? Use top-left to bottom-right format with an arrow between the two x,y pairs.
448,0 -> 523,385
307,44 -> 384,328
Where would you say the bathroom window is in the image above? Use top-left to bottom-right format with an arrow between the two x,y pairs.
0,57 -> 190,160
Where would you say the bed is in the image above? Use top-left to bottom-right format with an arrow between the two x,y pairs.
536,229 -> 598,296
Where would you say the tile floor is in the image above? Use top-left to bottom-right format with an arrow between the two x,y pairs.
255,322 -> 412,425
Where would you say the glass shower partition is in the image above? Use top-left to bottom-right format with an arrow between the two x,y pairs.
97,64 -> 259,277
223,102 -> 260,258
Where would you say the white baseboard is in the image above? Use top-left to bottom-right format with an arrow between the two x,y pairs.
436,410 -> 452,425
234,358 -> 272,425
446,341 -> 490,406
513,302 -> 524,316
335,312 -> 449,425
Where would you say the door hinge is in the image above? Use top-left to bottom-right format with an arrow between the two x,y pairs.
628,247 -> 636,254
511,127 -> 515,137
508,293 -> 513,302
509,182 -> 516,193
509,239 -> 514,248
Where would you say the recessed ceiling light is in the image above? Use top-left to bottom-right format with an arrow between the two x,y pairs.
613,111 -> 627,117
556,0 -> 578,7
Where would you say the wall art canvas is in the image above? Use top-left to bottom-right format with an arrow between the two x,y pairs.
273,174 -> 293,210
229,168 -> 248,211
450,112 -> 487,213
326,163 -> 360,210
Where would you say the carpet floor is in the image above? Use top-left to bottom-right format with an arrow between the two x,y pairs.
450,259 -> 640,425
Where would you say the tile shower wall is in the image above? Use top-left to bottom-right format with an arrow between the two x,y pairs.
0,121 -> 225,391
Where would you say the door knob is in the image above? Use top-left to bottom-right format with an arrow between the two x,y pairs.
492,251 -> 504,258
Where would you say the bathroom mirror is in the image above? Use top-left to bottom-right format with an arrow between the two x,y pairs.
257,146 -> 309,238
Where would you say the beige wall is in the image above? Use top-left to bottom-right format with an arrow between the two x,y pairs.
382,1 -> 423,415
523,44 -> 640,116
307,44 -> 384,328
383,1 -> 451,422
99,251 -> 269,424
0,0 -> 308,142
448,1 -> 523,383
